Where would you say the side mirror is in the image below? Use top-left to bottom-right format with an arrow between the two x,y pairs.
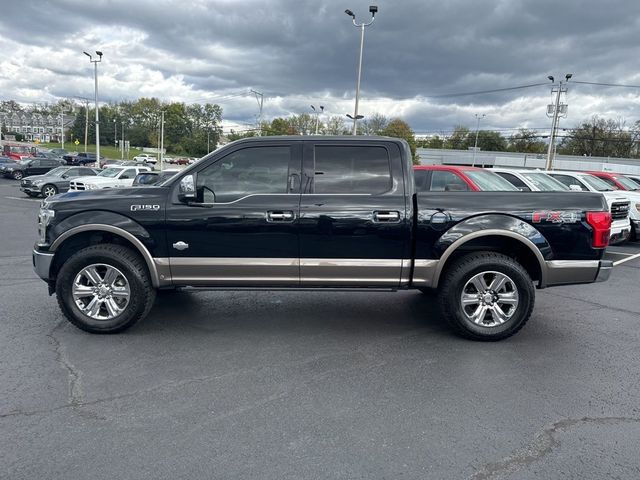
178,174 -> 196,202
61,174 -> 68,179
569,184 -> 582,191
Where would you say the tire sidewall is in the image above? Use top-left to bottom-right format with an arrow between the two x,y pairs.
444,257 -> 534,339
56,248 -> 148,332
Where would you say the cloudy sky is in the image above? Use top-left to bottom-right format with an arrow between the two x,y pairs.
1,0 -> 640,135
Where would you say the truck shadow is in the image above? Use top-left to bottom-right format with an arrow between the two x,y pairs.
141,289 -> 452,338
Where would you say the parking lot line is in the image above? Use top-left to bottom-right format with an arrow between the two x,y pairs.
5,196 -> 40,202
606,251 -> 631,256
613,252 -> 640,266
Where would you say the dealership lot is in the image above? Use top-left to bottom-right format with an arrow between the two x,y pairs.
1,177 -> 640,479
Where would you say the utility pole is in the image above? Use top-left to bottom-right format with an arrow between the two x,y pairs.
60,112 -> 64,149
121,121 -> 125,159
160,110 -> 165,171
345,6 -> 377,135
471,113 -> 485,167
545,74 -> 571,170
251,89 -> 264,136
84,51 -> 103,160
83,101 -> 89,152
113,119 -> 117,149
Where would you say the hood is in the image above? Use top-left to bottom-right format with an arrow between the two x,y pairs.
72,175 -> 118,185
45,186 -> 169,210
602,190 -> 640,219
22,174 -> 50,182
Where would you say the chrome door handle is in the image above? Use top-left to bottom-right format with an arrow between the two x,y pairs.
172,241 -> 189,251
373,211 -> 401,222
267,211 -> 295,222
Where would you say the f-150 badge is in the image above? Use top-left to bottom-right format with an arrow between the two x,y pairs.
130,204 -> 160,211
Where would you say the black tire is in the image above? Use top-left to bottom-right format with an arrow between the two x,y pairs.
42,184 -> 58,197
55,244 -> 156,333
437,252 -> 535,341
12,171 -> 23,180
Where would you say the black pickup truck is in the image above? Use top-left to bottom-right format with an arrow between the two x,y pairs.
33,136 -> 613,340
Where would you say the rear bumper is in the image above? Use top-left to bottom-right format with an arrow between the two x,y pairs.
33,249 -> 54,282
543,260 -> 613,287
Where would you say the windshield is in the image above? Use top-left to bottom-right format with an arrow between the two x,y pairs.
519,172 -> 569,191
580,175 -> 614,191
98,168 -> 122,177
45,167 -> 68,177
613,175 -> 640,191
465,170 -> 518,191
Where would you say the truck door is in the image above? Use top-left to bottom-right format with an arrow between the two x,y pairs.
165,142 -> 302,286
299,141 -> 411,287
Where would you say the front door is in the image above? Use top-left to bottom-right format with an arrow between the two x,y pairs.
165,142 -> 302,286
298,140 -> 410,287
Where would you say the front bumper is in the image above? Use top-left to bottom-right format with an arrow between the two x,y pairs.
632,219 -> 640,239
543,260 -> 614,287
20,185 -> 42,194
33,249 -> 54,281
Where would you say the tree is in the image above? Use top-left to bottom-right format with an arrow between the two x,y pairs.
324,116 -> 348,135
508,129 -> 546,153
474,130 -> 507,152
558,116 -> 636,158
381,118 -> 419,164
445,126 -> 471,149
423,135 -> 444,149
361,113 -> 389,135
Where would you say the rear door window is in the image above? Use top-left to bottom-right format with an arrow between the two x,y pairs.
551,174 -> 588,191
495,172 -> 531,191
429,170 -> 469,191
313,145 -> 391,194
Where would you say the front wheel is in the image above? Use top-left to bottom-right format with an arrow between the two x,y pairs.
55,244 -> 156,333
437,252 -> 535,341
42,184 -> 58,197
12,171 -> 23,180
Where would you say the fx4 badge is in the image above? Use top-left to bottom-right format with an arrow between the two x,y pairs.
532,210 -> 580,224
130,204 -> 160,212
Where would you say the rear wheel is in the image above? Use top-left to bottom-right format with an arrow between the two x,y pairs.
55,244 -> 156,333
12,171 -> 23,180
42,184 -> 58,197
438,252 -> 535,341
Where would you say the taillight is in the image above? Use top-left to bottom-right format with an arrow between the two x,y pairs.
586,211 -> 612,248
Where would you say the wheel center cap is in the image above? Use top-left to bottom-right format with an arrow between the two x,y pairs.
98,286 -> 110,297
482,292 -> 494,305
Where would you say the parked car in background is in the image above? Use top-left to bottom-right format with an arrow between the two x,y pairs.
1,157 -> 65,180
174,157 -> 190,165
587,171 -> 640,192
625,175 -> 640,188
2,143 -> 37,160
546,170 -> 634,243
413,165 -> 518,192
0,156 -> 18,168
132,169 -> 180,186
491,168 -> 570,192
46,148 -> 69,157
63,152 -> 103,166
102,160 -> 138,169
69,166 -> 151,190
20,166 -> 99,197
132,153 -> 157,165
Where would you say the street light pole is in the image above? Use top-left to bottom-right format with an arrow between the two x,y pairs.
160,110 -> 165,171
121,121 -> 125,159
472,114 -> 485,167
84,51 -> 102,160
311,105 -> 324,135
345,6 -> 377,135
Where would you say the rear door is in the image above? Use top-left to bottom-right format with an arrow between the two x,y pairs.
165,141 -> 302,286
299,140 -> 410,287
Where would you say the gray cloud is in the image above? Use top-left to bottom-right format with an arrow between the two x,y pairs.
1,0 -> 639,133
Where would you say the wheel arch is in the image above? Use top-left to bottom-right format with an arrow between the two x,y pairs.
432,229 -> 547,288
49,224 -> 165,288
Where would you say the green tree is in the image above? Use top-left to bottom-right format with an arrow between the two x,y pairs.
558,116 -> 636,158
474,130 -> 507,152
445,126 -> 471,149
324,116 -> 347,135
361,113 -> 389,135
508,128 -> 546,153
381,118 -> 419,164
424,135 -> 444,149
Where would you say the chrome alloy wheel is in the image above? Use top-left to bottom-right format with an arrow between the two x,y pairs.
460,271 -> 519,327
43,185 -> 57,197
72,264 -> 131,320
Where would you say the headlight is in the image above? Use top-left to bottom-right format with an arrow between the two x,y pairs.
635,203 -> 640,213
32,180 -> 44,186
37,207 -> 55,245
6,167 -> 14,171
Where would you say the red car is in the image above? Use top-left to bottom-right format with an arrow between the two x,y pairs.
413,165 -> 518,192
586,171 -> 640,192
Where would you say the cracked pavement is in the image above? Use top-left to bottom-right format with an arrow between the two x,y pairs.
1,179 -> 640,479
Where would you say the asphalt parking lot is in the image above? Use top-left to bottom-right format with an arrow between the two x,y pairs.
1,177 -> 640,480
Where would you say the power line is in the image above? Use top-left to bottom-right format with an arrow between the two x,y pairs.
572,81 -> 640,88
424,82 -> 549,98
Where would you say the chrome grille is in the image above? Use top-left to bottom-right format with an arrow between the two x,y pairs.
70,181 -> 85,191
611,201 -> 630,220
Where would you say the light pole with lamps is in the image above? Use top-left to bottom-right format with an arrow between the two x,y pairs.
471,113 -> 485,167
310,105 -> 324,134
83,50 -> 102,160
545,73 -> 572,170
345,5 -> 377,135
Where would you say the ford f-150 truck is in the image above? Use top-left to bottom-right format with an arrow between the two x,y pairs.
33,136 -> 614,341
